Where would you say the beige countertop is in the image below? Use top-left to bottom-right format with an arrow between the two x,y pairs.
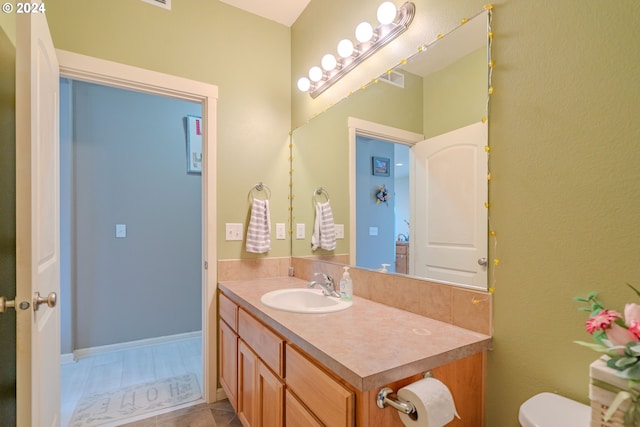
219,276 -> 492,392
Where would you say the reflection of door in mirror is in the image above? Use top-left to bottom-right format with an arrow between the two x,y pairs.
412,122 -> 488,289
355,136 -> 410,273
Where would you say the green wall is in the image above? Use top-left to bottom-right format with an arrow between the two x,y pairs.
423,47 -> 487,138
45,0 -> 292,259
293,0 -> 640,425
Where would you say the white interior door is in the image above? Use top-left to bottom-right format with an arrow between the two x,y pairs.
411,121 -> 488,289
15,9 -> 61,427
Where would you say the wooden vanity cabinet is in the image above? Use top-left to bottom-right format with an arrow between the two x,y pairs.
218,290 -> 485,427
219,293 -> 238,411
220,293 -> 285,427
395,242 -> 409,274
237,309 -> 285,427
285,390 -> 323,427
285,344 -> 354,427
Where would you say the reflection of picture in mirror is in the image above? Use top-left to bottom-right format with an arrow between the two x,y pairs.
372,156 -> 390,176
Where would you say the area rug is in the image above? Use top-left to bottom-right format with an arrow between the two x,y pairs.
68,373 -> 201,427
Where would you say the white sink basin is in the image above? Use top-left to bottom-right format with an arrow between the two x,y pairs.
260,288 -> 352,314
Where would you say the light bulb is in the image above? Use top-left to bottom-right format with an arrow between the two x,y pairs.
355,22 -> 373,43
309,66 -> 323,82
297,77 -> 311,92
337,39 -> 354,58
321,54 -> 337,71
377,2 -> 397,25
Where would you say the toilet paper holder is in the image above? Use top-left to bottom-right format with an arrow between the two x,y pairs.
376,372 -> 432,417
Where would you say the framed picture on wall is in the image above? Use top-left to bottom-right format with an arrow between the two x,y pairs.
372,156 -> 390,176
186,115 -> 203,174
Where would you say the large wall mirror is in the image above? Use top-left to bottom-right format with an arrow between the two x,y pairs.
291,9 -> 491,290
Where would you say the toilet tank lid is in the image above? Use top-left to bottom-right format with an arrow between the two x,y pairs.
519,392 -> 590,427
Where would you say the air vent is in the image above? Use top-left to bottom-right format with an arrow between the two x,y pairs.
140,0 -> 171,10
379,70 -> 405,88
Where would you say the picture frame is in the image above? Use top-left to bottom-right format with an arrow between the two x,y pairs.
372,156 -> 390,176
186,115 -> 203,174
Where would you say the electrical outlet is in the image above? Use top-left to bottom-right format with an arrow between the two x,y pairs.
335,224 -> 344,239
276,223 -> 286,240
225,223 -> 243,241
296,223 -> 305,239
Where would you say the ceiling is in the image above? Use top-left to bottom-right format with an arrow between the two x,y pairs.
218,0 -> 310,27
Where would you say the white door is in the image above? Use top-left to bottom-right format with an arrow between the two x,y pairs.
411,121 -> 488,289
15,9 -> 61,427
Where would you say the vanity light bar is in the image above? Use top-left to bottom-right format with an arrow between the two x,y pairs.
299,2 -> 416,99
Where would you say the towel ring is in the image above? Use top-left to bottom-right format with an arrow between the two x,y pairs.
249,182 -> 271,201
313,187 -> 330,203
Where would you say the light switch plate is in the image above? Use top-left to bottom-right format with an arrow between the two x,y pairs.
276,223 -> 286,240
296,223 -> 305,239
225,223 -> 243,241
116,224 -> 127,238
369,226 -> 378,236
335,224 -> 344,239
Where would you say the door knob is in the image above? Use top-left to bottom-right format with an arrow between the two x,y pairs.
33,291 -> 57,311
477,257 -> 488,267
1,296 -> 30,313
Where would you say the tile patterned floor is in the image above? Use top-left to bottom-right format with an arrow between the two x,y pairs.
61,334 -> 211,426
119,400 -> 242,427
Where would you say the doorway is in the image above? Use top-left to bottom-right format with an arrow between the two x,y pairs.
59,78 -> 204,425
355,135 -> 410,272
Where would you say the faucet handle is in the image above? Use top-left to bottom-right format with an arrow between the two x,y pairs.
314,272 -> 332,283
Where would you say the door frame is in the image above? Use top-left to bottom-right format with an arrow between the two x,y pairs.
56,49 -> 219,401
347,117 -> 423,265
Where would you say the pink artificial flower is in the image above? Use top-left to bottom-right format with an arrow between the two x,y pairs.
605,323 -> 639,350
586,309 -> 621,334
625,303 -> 640,327
629,321 -> 640,339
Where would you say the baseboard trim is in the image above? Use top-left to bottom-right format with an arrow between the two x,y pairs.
72,331 -> 202,361
216,387 -> 228,402
60,353 -> 75,365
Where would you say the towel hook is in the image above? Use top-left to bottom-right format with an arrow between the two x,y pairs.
249,182 -> 271,201
312,187 -> 330,203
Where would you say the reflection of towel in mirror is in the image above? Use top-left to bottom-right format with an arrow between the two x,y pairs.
311,201 -> 336,251
246,198 -> 271,254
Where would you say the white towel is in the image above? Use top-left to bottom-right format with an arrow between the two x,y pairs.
311,201 -> 336,251
246,198 -> 271,254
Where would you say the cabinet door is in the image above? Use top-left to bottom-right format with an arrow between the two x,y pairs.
219,319 -> 238,411
257,361 -> 284,427
285,390 -> 323,427
286,345 -> 354,427
238,340 -> 257,427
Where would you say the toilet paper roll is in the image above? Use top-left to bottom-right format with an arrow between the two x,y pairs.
397,377 -> 459,427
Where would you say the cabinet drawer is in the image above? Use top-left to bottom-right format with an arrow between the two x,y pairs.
285,390 -> 323,427
238,309 -> 284,376
396,244 -> 407,254
219,292 -> 238,332
285,345 -> 354,427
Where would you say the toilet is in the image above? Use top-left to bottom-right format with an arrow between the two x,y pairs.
519,392 -> 591,427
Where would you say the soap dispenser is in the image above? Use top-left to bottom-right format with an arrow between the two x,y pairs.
340,266 -> 352,301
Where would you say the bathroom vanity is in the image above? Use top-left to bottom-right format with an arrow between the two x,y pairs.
218,276 -> 492,427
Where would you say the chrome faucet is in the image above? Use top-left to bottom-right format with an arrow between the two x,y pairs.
308,273 -> 341,298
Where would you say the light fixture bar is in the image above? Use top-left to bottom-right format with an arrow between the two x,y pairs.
307,2 -> 415,99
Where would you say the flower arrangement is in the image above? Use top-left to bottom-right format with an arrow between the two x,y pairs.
575,285 -> 640,426
376,185 -> 389,205
575,285 -> 640,380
